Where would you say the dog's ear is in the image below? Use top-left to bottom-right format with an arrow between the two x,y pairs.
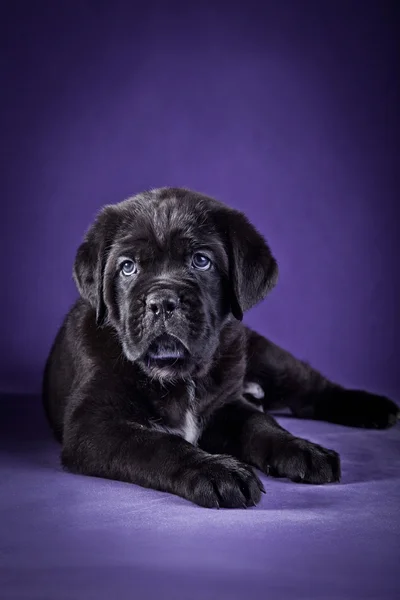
217,208 -> 278,321
73,206 -> 120,326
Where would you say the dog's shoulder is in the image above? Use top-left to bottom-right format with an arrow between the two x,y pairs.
56,298 -> 122,379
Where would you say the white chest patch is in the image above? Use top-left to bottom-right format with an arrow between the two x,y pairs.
152,379 -> 201,445
181,408 -> 200,445
181,379 -> 200,444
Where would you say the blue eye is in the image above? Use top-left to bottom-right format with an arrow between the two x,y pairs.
121,260 -> 137,276
192,253 -> 212,271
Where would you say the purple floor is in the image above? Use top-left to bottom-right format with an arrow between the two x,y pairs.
1,394 -> 399,600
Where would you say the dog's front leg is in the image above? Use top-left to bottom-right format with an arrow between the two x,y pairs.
199,399 -> 341,484
61,390 -> 264,508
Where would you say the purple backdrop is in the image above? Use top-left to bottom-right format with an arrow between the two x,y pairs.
1,3 -> 399,599
1,1 -> 399,396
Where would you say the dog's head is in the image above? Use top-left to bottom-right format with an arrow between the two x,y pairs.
73,188 -> 278,379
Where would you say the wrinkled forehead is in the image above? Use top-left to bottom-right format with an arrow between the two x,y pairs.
114,193 -> 227,261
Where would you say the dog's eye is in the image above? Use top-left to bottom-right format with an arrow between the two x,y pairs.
120,260 -> 137,276
192,253 -> 212,271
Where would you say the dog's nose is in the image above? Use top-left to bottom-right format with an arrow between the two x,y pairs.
147,292 -> 179,318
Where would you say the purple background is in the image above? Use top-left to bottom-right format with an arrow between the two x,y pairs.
1,3 -> 399,599
1,0 -> 399,397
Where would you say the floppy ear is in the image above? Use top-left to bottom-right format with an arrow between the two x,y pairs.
73,206 -> 120,326
219,208 -> 278,321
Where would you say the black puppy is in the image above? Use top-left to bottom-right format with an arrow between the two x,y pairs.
43,187 -> 399,508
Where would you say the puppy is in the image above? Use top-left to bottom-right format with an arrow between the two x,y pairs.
43,187 -> 399,508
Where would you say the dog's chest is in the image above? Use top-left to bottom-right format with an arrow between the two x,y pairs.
180,408 -> 200,444
153,381 -> 201,445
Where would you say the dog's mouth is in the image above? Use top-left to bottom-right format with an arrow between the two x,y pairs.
144,334 -> 189,368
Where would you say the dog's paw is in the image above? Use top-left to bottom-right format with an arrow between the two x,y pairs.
184,455 -> 265,509
268,437 -> 341,484
315,390 -> 400,430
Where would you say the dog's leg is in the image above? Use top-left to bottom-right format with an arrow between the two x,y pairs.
61,388 -> 264,508
200,400 -> 341,483
245,327 -> 399,429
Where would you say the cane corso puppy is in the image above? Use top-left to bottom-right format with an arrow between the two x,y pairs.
43,187 -> 399,508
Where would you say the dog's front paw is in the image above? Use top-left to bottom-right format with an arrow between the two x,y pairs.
315,390 -> 400,429
183,455 -> 265,509
268,437 -> 341,484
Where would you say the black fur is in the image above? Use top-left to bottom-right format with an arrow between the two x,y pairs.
42,187 -> 399,508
